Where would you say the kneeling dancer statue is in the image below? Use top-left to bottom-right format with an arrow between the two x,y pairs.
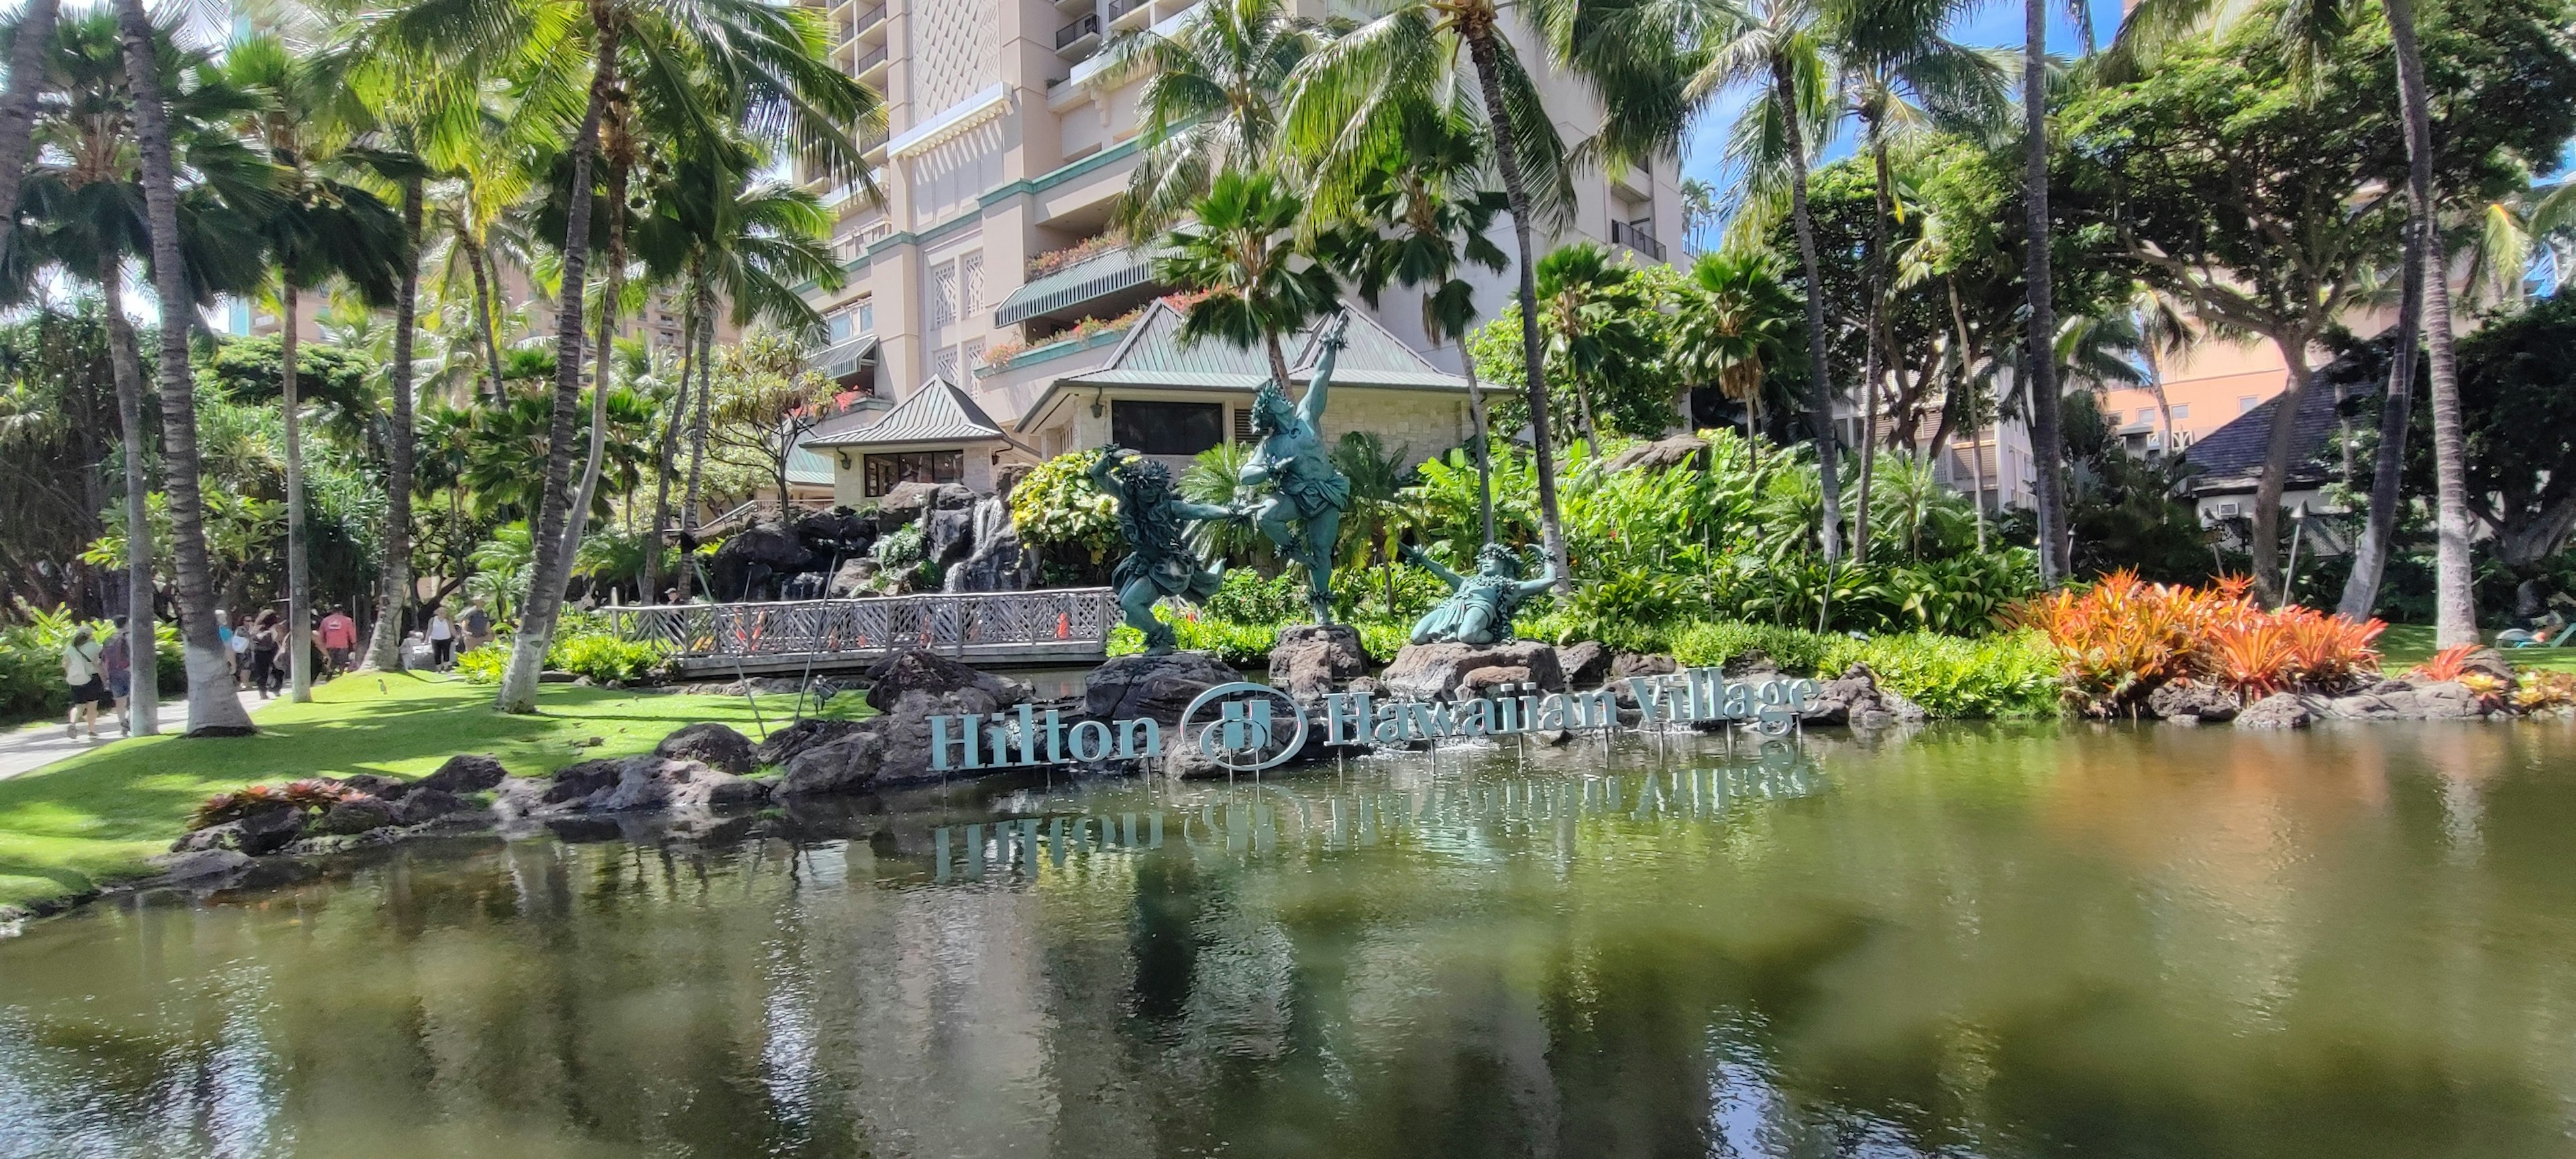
1091,445 -> 1238,655
1399,542 -> 1559,646
1239,312 -> 1352,623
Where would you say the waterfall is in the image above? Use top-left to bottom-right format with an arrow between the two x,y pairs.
943,496 -> 1024,592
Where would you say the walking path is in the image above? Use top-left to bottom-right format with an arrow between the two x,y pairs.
0,689 -> 270,782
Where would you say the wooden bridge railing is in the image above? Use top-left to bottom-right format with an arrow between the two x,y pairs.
606,589 -> 1118,670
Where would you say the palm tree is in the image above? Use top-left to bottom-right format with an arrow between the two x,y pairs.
2019,0 -> 2072,584
1299,103 -> 1508,543
226,34 -> 409,702
1533,242 -> 1659,449
1331,431 -> 1415,610
1279,0 -> 1580,587
0,0 -> 60,268
1104,0 -> 1337,235
1672,247 -> 1799,457
1154,169 -> 1340,386
643,141 -> 841,603
12,11 -> 264,734
113,0 -> 252,734
1572,0 -> 1845,563
391,0 -> 879,712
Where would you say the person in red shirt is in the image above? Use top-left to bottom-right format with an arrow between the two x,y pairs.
316,606 -> 358,677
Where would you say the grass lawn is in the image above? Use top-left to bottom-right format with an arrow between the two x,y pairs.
2376,624 -> 2576,673
0,671 -> 855,914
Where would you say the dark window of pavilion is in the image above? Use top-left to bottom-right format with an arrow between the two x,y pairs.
863,449 -> 964,496
1112,400 -> 1225,456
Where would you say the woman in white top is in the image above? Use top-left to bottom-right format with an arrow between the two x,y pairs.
427,608 -> 455,669
62,626 -> 109,739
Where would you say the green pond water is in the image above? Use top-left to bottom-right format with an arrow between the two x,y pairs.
7,722 -> 2576,1158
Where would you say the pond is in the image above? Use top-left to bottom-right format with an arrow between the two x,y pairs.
5,722 -> 2576,1158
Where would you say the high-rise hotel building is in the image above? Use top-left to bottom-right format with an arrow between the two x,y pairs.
788,0 -> 1682,502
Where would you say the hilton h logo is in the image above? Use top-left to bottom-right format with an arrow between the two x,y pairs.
1181,682 -> 1309,773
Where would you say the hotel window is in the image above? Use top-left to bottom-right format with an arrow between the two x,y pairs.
2170,403 -> 2190,420
2239,395 -> 2257,413
1112,400 -> 1226,456
864,450 -> 964,496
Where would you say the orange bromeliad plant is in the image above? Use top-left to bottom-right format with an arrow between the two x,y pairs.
2013,570 -> 2385,714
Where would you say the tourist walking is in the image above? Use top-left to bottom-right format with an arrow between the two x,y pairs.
461,602 -> 492,653
100,618 -> 133,736
427,606 -> 454,669
317,606 -> 357,676
227,610 -> 252,688
250,612 -> 285,698
61,626 -> 109,740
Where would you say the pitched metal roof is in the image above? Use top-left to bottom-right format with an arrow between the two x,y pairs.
1056,300 -> 1465,389
2181,344 -> 2379,493
786,441 -> 834,486
805,377 -> 1008,449
993,245 -> 1163,326
814,334 -> 878,381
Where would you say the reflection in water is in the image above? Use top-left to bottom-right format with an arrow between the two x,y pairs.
5,722 -> 2576,1157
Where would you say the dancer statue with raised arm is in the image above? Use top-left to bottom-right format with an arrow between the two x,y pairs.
1239,312 -> 1352,623
1398,542 -> 1560,646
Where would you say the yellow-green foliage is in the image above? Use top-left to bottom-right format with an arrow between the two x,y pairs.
455,632 -> 668,685
1009,449 -> 1119,560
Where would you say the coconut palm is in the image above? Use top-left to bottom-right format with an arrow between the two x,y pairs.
384,0 -> 881,711
1155,169 -> 1340,386
2018,0 -> 2069,582
1561,0 -> 1845,563
0,0 -> 60,268
113,0 -> 254,734
638,137 -> 841,603
1104,0 -> 1338,235
1279,0 -> 1580,588
9,9 -> 267,733
225,34 -> 410,702
1305,105 -> 1508,543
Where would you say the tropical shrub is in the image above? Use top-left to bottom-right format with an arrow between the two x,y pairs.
1206,569 -> 1308,625
456,630 -> 668,685
2015,571 -> 2384,713
188,779 -> 360,831
2406,644 -> 2482,682
1821,631 -> 2063,719
1008,449 -> 1119,563
453,643 -> 508,683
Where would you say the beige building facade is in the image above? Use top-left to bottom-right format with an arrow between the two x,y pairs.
790,0 -> 1684,505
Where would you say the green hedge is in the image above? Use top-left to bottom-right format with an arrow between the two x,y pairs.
455,630 -> 669,686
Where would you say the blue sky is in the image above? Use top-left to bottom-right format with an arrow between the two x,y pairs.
1675,0 -> 2137,241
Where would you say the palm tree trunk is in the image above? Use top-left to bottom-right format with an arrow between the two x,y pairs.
1572,372 -> 1602,450
496,24 -> 617,714
560,144 -> 631,570
2249,335 -> 2314,606
282,282 -> 312,701
645,264 -> 701,604
1458,325 -> 1494,545
1264,331 -> 1292,395
116,0 -> 251,734
367,176 -> 421,670
2379,0 -> 2475,643
2021,0 -> 2069,586
0,0 -> 58,268
468,234 -> 503,400
103,272 -> 156,734
1462,19 -> 1570,592
1854,133 -> 1903,565
1947,278 -> 1988,551
1774,57 -> 1843,565
674,284 -> 716,602
2341,72 -> 2430,622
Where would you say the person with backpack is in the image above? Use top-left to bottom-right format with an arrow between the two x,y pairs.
62,626 -> 109,740
250,611 -> 285,698
100,617 -> 134,735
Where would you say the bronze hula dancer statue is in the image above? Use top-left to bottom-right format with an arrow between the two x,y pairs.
1399,542 -> 1560,646
1089,445 -> 1240,655
1239,312 -> 1352,624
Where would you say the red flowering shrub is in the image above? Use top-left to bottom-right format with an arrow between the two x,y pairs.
2014,571 -> 2383,714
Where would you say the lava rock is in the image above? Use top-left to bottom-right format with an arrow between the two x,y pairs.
2459,647 -> 2516,685
1611,652 -> 1678,681
1270,624 -> 1369,701
315,796 -> 400,836
827,557 -> 879,597
1460,665 -> 1536,696
2235,692 -> 2316,729
778,687 -> 1016,795
1554,641 -> 1612,687
656,722 -> 759,775
1601,433 -> 1709,474
170,804 -> 307,856
337,773 -> 411,799
541,757 -> 629,804
390,787 -> 478,826
1803,664 -> 1930,728
864,648 -> 1029,712
757,717 -> 868,767
2322,679 -> 2489,720
1084,651 -> 1240,724
1721,650 -> 1781,679
148,848 -> 252,883
419,754 -> 511,795
2148,679 -> 2239,722
505,756 -> 765,816
1383,641 -> 1565,702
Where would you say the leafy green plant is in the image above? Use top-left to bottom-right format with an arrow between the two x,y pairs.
1009,449 -> 1120,563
